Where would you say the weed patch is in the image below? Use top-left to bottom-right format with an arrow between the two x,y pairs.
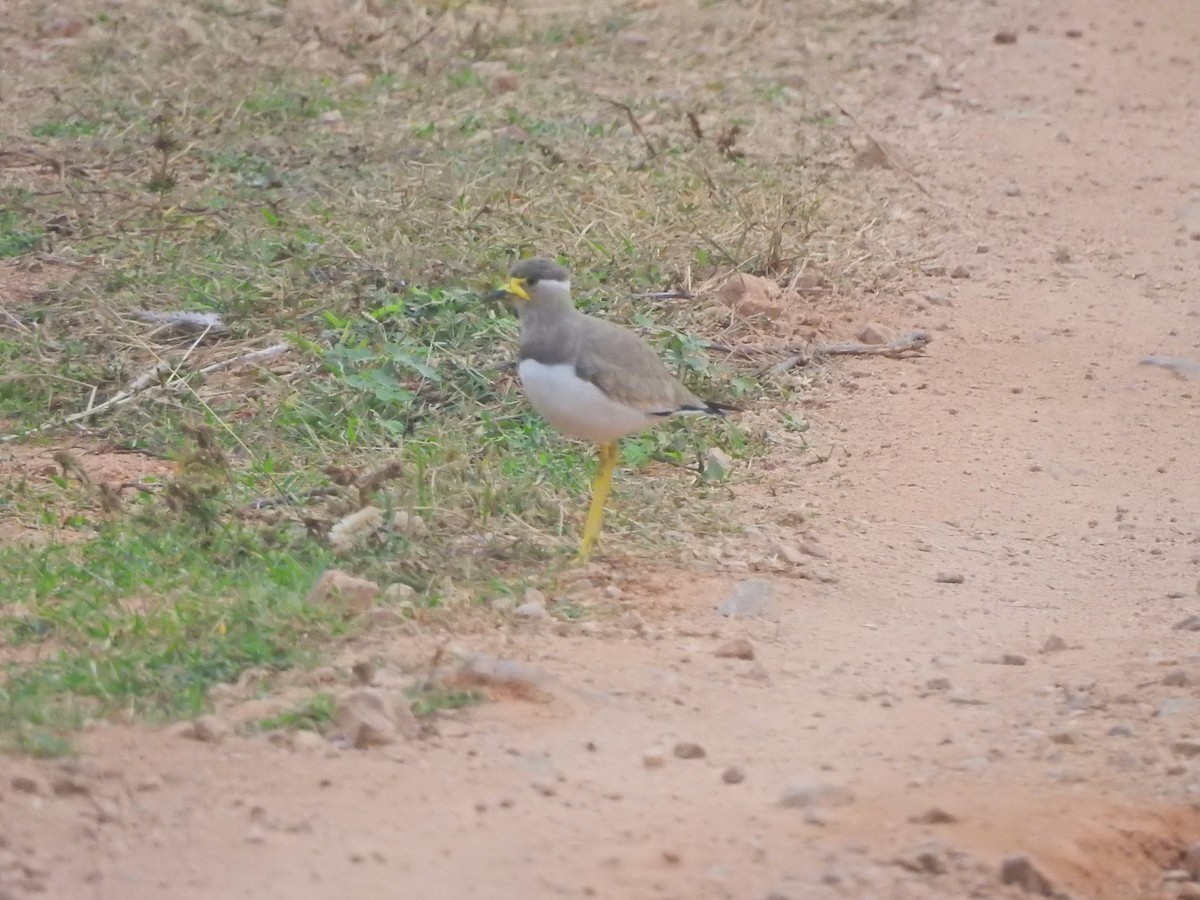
0,0 -> 890,751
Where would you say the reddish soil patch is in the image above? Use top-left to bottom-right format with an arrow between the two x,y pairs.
3,0 -> 1200,898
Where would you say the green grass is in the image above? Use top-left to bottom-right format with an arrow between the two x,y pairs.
0,208 -> 42,258
0,0 -> 882,754
409,687 -> 485,717
0,513 -> 342,755
30,117 -> 100,139
255,693 -> 337,733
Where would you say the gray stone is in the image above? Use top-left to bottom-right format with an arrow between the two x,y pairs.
719,580 -> 772,619
1172,740 -> 1200,758
779,780 -> 854,809
998,855 -> 1055,896
798,541 -> 830,560
673,742 -> 706,760
721,766 -> 746,785
894,846 -> 947,875
935,571 -> 965,584
858,322 -> 894,345
382,582 -> 416,603
1173,615 -> 1200,632
948,690 -> 987,706
1157,698 -> 1200,718
513,601 -> 548,620
1183,842 -> 1200,880
1041,635 -> 1068,653
192,714 -> 231,744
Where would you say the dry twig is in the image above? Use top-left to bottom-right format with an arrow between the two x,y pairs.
595,95 -> 657,159
1,342 -> 290,443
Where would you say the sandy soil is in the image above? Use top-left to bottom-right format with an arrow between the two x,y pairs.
3,0 -> 1200,897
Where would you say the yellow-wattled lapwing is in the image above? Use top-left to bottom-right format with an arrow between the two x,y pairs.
487,257 -> 735,559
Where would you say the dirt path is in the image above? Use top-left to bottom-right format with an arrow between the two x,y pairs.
4,0 -> 1199,897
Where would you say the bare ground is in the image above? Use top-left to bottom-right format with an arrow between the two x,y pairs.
3,0 -> 1200,897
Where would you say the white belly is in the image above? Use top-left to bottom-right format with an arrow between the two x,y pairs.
518,360 -> 656,443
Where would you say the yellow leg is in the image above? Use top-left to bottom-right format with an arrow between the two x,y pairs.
579,442 -> 618,561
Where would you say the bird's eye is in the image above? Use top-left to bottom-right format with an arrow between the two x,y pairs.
526,278 -> 539,286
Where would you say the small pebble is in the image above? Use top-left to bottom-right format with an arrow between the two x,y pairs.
674,742 -> 706,760
799,541 -> 830,560
779,780 -> 853,809
642,747 -> 667,769
999,855 -> 1055,894
721,766 -> 746,785
935,572 -> 965,584
719,580 -> 772,619
1172,740 -> 1200,758
1183,841 -> 1200,879
192,715 -> 231,744
1042,635 -> 1068,653
894,847 -> 947,875
1163,670 -> 1191,687
11,775 -> 44,795
1157,698 -> 1200,718
993,29 -> 1018,44
858,322 -> 894,345
909,807 -> 958,824
715,639 -> 755,661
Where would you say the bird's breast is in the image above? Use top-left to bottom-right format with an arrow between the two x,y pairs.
517,359 -> 656,443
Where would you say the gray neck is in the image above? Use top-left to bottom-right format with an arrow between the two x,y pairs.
517,281 -> 582,365
516,294 -> 576,325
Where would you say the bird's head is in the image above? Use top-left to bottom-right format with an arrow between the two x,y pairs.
484,257 -> 571,308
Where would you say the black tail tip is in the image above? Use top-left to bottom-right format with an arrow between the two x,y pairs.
708,401 -> 741,415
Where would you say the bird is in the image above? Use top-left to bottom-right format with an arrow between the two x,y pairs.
486,257 -> 735,560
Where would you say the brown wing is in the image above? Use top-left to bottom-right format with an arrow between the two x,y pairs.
573,317 -> 713,413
